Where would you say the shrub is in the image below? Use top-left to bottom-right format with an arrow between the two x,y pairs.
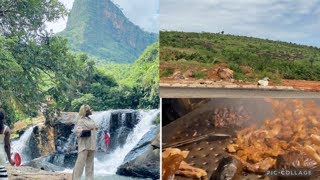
192,71 -> 206,79
160,67 -> 174,77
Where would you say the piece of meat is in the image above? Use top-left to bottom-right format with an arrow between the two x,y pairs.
162,147 -> 189,159
303,145 -> 320,164
162,154 -> 185,180
276,150 -> 320,177
162,148 -> 207,179
176,161 -> 207,179
311,134 -> 320,146
227,144 -> 239,153
162,148 -> 189,180
226,100 -> 320,174
212,106 -> 251,128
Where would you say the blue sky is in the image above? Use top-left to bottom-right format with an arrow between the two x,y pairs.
47,0 -> 159,33
160,0 -> 320,47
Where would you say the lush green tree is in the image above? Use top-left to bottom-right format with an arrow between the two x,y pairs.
0,0 -> 78,126
0,0 -> 67,39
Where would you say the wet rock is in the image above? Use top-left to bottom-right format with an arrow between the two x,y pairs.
54,120 -> 75,154
151,131 -> 160,149
117,148 -> 160,179
28,124 -> 55,160
47,152 -> 78,168
26,156 -> 65,172
123,126 -> 159,163
109,111 -> 140,151
117,127 -> 160,179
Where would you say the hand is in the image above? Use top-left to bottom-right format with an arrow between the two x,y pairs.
9,159 -> 15,166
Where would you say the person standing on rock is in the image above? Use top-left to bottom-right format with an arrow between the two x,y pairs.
72,105 -> 98,180
0,108 -> 15,180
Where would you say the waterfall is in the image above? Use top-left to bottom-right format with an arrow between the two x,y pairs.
11,125 -> 37,163
93,109 -> 159,175
10,109 -> 159,177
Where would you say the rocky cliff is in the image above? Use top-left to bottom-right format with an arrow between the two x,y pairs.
60,0 -> 158,63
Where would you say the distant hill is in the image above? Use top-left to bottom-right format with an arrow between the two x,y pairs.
60,0 -> 158,63
102,42 -> 159,108
160,31 -> 320,81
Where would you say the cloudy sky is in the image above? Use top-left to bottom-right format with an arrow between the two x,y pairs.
160,0 -> 320,47
47,0 -> 159,33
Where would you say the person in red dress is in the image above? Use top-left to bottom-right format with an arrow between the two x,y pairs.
104,131 -> 110,152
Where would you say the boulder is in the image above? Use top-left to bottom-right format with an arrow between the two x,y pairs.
172,71 -> 184,80
47,152 -> 78,168
28,124 -> 55,160
123,126 -> 159,163
117,126 -> 160,179
217,67 -> 234,80
257,77 -> 270,86
183,70 -> 193,79
26,156 -> 65,172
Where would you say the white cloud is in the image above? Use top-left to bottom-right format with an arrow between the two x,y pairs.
160,0 -> 320,46
46,0 -> 159,33
45,0 -> 74,33
112,0 -> 159,32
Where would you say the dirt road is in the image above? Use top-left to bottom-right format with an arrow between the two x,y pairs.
160,86 -> 320,98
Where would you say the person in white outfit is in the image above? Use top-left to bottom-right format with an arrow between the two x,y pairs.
72,105 -> 97,180
0,108 -> 15,180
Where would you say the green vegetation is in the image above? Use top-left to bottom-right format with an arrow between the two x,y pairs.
0,0 -> 159,127
59,0 -> 158,63
160,67 -> 174,77
68,43 -> 159,112
192,71 -> 206,79
160,31 -> 320,81
154,116 -> 160,124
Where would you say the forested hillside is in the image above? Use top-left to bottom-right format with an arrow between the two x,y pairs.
69,42 -> 159,113
160,31 -> 320,82
0,0 -> 159,127
60,0 -> 158,63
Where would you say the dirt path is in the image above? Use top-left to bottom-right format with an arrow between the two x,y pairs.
160,78 -> 320,92
282,79 -> 320,92
6,165 -> 72,180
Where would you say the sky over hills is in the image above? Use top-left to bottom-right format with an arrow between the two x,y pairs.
47,0 -> 159,33
160,0 -> 320,47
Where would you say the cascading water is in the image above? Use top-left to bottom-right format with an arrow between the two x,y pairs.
10,109 -> 159,179
11,125 -> 38,163
93,109 -> 159,175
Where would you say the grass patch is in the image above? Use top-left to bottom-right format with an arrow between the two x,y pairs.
192,71 -> 206,79
272,77 -> 283,84
160,67 -> 174,77
160,31 -> 320,81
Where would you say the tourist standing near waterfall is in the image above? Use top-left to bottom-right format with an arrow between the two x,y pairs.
72,105 -> 98,180
0,108 -> 15,180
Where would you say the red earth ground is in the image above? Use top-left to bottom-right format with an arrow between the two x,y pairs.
160,62 -> 320,92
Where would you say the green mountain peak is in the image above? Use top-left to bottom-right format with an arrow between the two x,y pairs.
60,0 -> 158,63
